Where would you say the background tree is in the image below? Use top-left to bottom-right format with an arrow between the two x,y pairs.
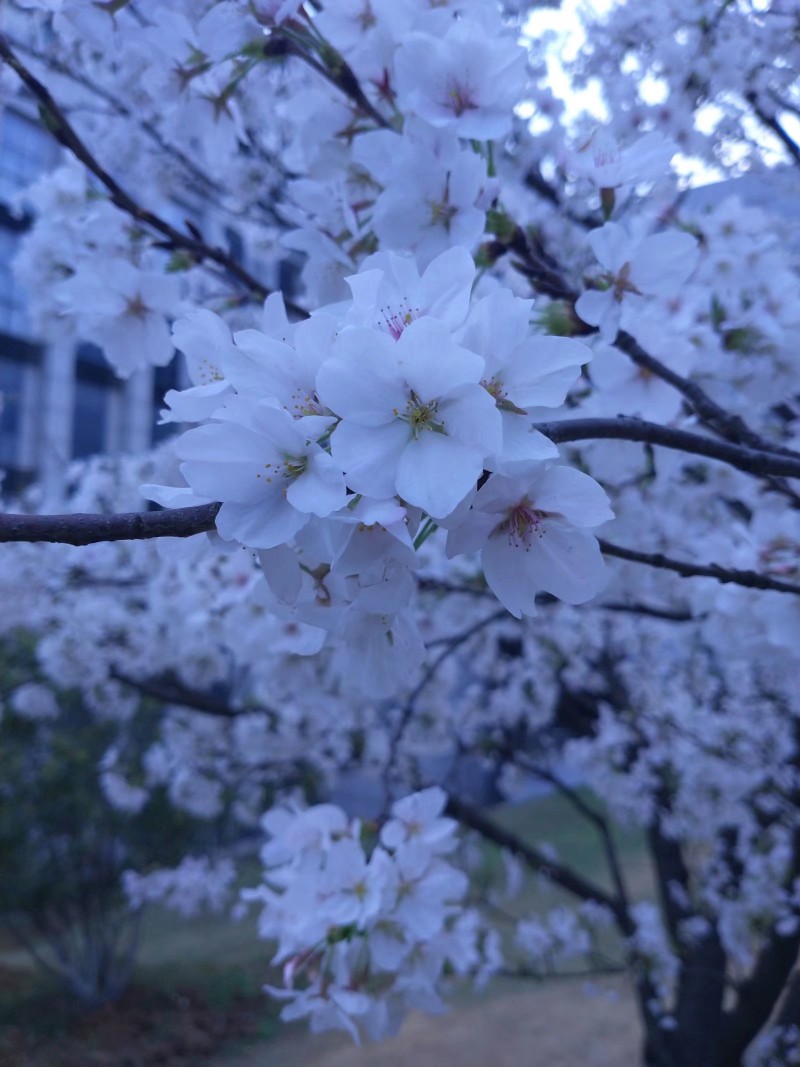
1,2 -> 799,1064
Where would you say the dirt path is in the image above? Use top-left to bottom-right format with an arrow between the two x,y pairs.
217,975 -> 642,1067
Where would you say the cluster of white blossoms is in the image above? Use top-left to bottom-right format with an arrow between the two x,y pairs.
156,245 -> 613,689
242,787 -> 500,1039
5,0 -> 800,1058
123,856 -> 237,919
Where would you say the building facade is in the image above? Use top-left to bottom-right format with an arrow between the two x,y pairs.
0,99 -> 177,504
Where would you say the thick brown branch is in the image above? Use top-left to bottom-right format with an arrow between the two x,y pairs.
536,417 -> 800,480
3,421 -> 800,547
0,504 -> 220,545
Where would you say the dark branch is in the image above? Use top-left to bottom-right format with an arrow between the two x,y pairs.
6,415 -> 800,547
112,669 -> 276,719
269,32 -> 392,132
600,539 -> 800,597
445,794 -> 623,918
513,756 -> 632,914
536,416 -> 800,480
0,504 -> 220,546
616,331 -> 800,461
745,90 -> 800,168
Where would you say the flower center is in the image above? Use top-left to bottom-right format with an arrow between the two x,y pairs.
381,301 -> 419,340
610,262 -> 642,302
125,293 -> 149,319
446,80 -> 478,118
257,455 -> 307,484
401,390 -> 445,438
196,356 -> 224,384
500,501 -> 548,548
482,376 -> 507,403
288,386 -> 323,417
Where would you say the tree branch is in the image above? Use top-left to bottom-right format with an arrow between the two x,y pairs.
599,539 -> 800,597
111,669 -> 274,718
616,331 -> 800,461
6,415 -> 800,547
512,755 -> 632,915
745,90 -> 800,168
0,504 -> 220,545
536,417 -> 800,480
0,36 -> 305,313
269,32 -> 392,132
445,793 -> 623,917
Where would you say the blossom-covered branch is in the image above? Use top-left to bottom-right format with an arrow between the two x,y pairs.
0,36 -> 286,307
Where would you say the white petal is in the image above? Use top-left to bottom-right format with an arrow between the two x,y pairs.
216,497 -> 310,549
535,466 -> 614,528
286,452 -> 347,517
331,420 -> 408,498
317,329 -> 405,426
396,434 -> 483,517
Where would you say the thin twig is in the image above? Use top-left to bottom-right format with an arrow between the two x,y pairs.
111,669 -> 279,719
600,539 -> 800,597
616,331 -> 800,460
512,755 -> 632,914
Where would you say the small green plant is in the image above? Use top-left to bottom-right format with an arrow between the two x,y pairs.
0,631 -> 216,1006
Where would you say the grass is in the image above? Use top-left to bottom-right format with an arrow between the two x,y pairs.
495,788 -> 647,880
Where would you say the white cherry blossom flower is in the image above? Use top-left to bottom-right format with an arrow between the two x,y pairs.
395,20 -> 528,140
177,399 -> 346,548
566,128 -> 677,190
459,288 -> 591,468
163,309 -> 236,424
318,317 -> 501,517
343,246 -> 476,336
575,222 -> 699,343
57,259 -> 181,376
446,466 -> 613,617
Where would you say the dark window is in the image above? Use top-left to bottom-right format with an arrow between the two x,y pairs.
0,111 -> 51,204
71,343 -> 118,459
0,228 -> 29,337
224,226 -> 244,265
71,377 -> 109,459
152,360 -> 181,444
0,334 -> 40,481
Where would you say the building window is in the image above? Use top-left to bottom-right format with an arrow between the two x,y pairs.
0,228 -> 29,338
71,343 -> 121,459
0,110 -> 52,205
224,225 -> 244,265
0,335 -> 41,491
152,360 -> 181,444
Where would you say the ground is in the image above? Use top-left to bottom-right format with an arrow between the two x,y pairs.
0,791 -> 648,1066
217,975 -> 642,1067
